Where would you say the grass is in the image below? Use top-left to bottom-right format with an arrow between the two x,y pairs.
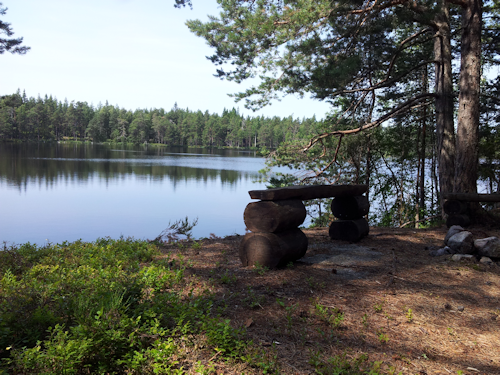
0,238 -> 273,374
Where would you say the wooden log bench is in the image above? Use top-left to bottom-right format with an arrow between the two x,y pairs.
443,193 -> 500,227
240,184 -> 370,268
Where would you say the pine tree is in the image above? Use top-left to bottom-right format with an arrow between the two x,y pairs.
185,0 -> 496,221
0,2 -> 29,55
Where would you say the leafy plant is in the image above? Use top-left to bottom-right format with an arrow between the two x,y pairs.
276,299 -> 297,331
374,301 -> 385,313
362,313 -> 369,328
245,344 -> 280,374
194,361 -> 216,374
218,269 -> 237,285
405,308 -> 413,323
306,277 -> 326,290
253,262 -> 268,275
377,328 -> 389,344
309,351 -> 401,375
244,287 -> 265,309
313,302 -> 345,329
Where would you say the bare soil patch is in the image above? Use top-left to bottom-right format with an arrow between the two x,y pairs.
159,226 -> 500,374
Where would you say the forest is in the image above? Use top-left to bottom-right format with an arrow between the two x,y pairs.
0,90 -> 320,149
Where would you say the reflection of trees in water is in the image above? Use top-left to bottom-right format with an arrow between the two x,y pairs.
0,143 -> 260,189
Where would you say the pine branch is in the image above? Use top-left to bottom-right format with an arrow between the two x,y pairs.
302,92 -> 437,152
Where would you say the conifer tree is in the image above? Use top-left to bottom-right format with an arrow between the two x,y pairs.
185,0 -> 497,220
0,2 -> 29,55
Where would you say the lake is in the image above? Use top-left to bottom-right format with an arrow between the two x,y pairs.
0,143 -> 269,245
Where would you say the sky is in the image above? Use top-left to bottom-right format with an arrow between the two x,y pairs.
0,0 -> 332,119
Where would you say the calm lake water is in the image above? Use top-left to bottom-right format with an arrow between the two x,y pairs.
0,143 -> 268,245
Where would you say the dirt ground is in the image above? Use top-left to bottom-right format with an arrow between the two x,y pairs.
159,225 -> 500,375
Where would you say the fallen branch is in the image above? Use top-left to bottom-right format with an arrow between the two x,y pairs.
399,214 -> 441,228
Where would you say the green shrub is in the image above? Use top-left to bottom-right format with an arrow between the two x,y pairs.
309,351 -> 401,375
0,238 -> 253,373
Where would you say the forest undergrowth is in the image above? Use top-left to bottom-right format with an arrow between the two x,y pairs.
0,224 -> 499,374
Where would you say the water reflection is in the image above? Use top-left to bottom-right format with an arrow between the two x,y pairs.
0,143 -> 266,245
0,143 -> 263,190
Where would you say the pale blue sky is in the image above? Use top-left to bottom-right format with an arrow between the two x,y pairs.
0,0 -> 331,119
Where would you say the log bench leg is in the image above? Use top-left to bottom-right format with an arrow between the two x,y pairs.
239,229 -> 308,268
241,190 -> 372,267
446,214 -> 471,228
444,199 -> 470,228
329,218 -> 369,242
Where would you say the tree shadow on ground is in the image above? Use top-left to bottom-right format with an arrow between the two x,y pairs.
160,225 -> 500,374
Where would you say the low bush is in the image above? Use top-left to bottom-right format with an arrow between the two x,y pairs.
0,238 -> 256,373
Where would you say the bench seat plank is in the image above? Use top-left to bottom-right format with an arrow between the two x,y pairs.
248,184 -> 368,201
443,193 -> 500,202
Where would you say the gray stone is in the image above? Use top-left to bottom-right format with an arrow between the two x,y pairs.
480,256 -> 494,265
444,225 -> 464,245
333,268 -> 369,280
451,254 -> 475,261
474,237 -> 500,258
429,246 -> 454,257
300,248 -> 382,267
300,244 -> 382,267
448,231 -> 474,254
298,244 -> 382,279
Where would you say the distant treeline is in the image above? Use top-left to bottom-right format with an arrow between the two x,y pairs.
0,90 -> 322,147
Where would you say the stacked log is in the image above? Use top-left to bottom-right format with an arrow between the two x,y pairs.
329,195 -> 370,242
240,199 -> 308,268
443,199 -> 470,227
241,185 -> 370,267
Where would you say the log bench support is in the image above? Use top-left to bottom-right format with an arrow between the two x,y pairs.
240,185 -> 370,268
329,195 -> 370,242
443,193 -> 500,228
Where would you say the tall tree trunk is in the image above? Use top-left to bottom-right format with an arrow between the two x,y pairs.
455,0 -> 482,195
415,66 -> 429,228
434,1 -> 456,213
420,65 -> 428,211
365,136 -> 371,203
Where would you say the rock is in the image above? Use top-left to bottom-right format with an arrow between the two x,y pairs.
429,246 -> 454,257
451,254 -> 475,261
474,237 -> 500,258
448,231 -> 474,254
444,225 -> 464,245
457,306 -> 464,312
480,256 -> 494,266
